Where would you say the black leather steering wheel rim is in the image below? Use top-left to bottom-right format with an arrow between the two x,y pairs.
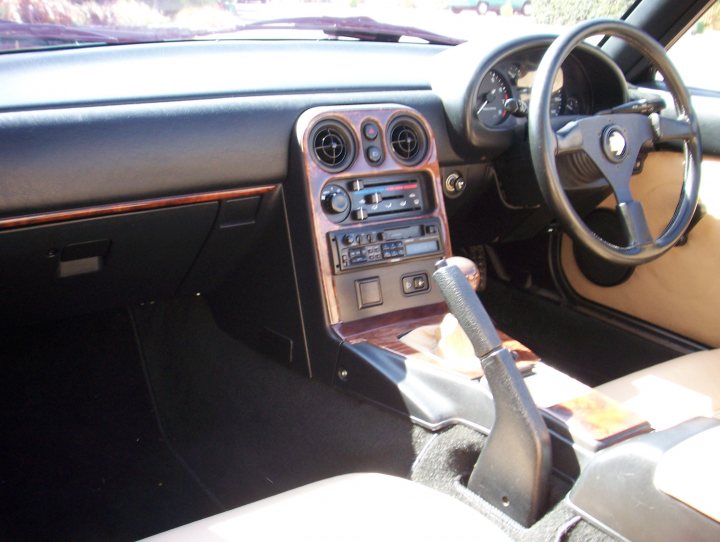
529,19 -> 702,266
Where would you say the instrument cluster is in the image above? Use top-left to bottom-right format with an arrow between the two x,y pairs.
474,52 -> 591,128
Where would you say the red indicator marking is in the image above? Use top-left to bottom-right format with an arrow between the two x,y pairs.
386,183 -> 418,191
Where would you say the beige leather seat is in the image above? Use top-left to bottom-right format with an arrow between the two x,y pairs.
141,473 -> 511,541
596,349 -> 720,430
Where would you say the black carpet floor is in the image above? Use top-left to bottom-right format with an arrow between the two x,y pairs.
481,279 -> 679,386
0,299 -> 426,540
132,297 -> 427,510
0,310 -> 220,541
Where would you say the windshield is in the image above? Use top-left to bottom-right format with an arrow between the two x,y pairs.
0,0 -> 637,52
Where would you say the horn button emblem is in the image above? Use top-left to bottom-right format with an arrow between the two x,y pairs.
602,126 -> 628,163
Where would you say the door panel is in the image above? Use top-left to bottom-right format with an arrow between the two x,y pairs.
561,152 -> 720,347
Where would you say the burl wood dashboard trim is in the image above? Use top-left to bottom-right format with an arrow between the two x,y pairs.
0,185 -> 278,230
546,391 -> 651,445
334,303 -> 540,380
295,104 -> 452,325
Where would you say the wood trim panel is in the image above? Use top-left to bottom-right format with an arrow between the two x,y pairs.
334,304 -> 540,379
0,185 -> 279,230
545,391 -> 652,446
295,104 -> 451,325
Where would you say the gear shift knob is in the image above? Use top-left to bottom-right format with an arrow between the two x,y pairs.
444,256 -> 481,291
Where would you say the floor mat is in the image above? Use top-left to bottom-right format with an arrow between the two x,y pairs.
132,297 -> 428,510
0,311 -> 220,541
481,279 -> 679,386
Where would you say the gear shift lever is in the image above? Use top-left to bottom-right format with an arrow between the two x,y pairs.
433,258 -> 551,527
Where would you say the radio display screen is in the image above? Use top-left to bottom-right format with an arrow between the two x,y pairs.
405,240 -> 439,256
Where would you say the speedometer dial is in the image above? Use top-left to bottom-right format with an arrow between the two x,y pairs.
475,70 -> 511,127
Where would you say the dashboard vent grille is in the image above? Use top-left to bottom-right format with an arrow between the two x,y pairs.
311,121 -> 355,172
389,116 -> 427,165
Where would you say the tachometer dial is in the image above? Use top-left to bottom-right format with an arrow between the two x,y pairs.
475,70 -> 511,127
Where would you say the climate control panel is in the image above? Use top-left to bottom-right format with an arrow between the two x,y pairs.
320,174 -> 429,224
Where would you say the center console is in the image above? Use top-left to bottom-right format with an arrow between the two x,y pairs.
294,104 -> 451,324
294,104 -> 649,463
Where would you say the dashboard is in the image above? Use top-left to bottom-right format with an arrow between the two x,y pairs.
0,35 -> 629,328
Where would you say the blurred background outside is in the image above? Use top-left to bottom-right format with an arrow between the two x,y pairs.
0,0 -> 717,89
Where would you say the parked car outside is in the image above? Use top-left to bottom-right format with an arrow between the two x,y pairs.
449,0 -> 532,16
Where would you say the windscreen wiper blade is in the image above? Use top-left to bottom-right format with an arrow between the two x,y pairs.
241,16 -> 463,46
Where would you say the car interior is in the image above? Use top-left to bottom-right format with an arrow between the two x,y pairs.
1,0 -> 719,540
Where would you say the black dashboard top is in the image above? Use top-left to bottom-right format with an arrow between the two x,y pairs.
0,40 -> 443,112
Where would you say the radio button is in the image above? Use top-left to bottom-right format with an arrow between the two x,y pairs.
342,234 -> 355,246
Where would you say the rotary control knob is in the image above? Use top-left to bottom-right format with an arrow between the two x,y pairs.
321,184 -> 352,223
327,192 -> 349,214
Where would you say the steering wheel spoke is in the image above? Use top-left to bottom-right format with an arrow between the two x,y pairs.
650,114 -> 695,143
616,199 -> 653,248
555,119 -> 586,154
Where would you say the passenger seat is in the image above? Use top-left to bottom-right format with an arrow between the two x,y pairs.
596,349 -> 720,430
141,473 -> 511,541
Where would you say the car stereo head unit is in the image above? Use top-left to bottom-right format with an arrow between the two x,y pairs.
328,218 -> 443,273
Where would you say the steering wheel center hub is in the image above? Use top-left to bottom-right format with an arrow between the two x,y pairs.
602,125 -> 628,163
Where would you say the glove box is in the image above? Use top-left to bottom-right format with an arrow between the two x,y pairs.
0,202 -> 218,322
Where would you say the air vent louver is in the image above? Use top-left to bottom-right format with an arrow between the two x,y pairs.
389,116 -> 427,165
311,121 -> 355,172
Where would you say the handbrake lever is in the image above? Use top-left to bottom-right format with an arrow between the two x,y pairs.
433,258 -> 551,527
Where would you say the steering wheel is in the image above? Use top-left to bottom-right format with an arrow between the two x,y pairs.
529,19 -> 702,266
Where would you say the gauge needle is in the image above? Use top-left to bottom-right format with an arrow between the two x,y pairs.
476,99 -> 489,117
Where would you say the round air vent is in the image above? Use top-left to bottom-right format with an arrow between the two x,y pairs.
310,120 -> 356,172
388,116 -> 428,166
